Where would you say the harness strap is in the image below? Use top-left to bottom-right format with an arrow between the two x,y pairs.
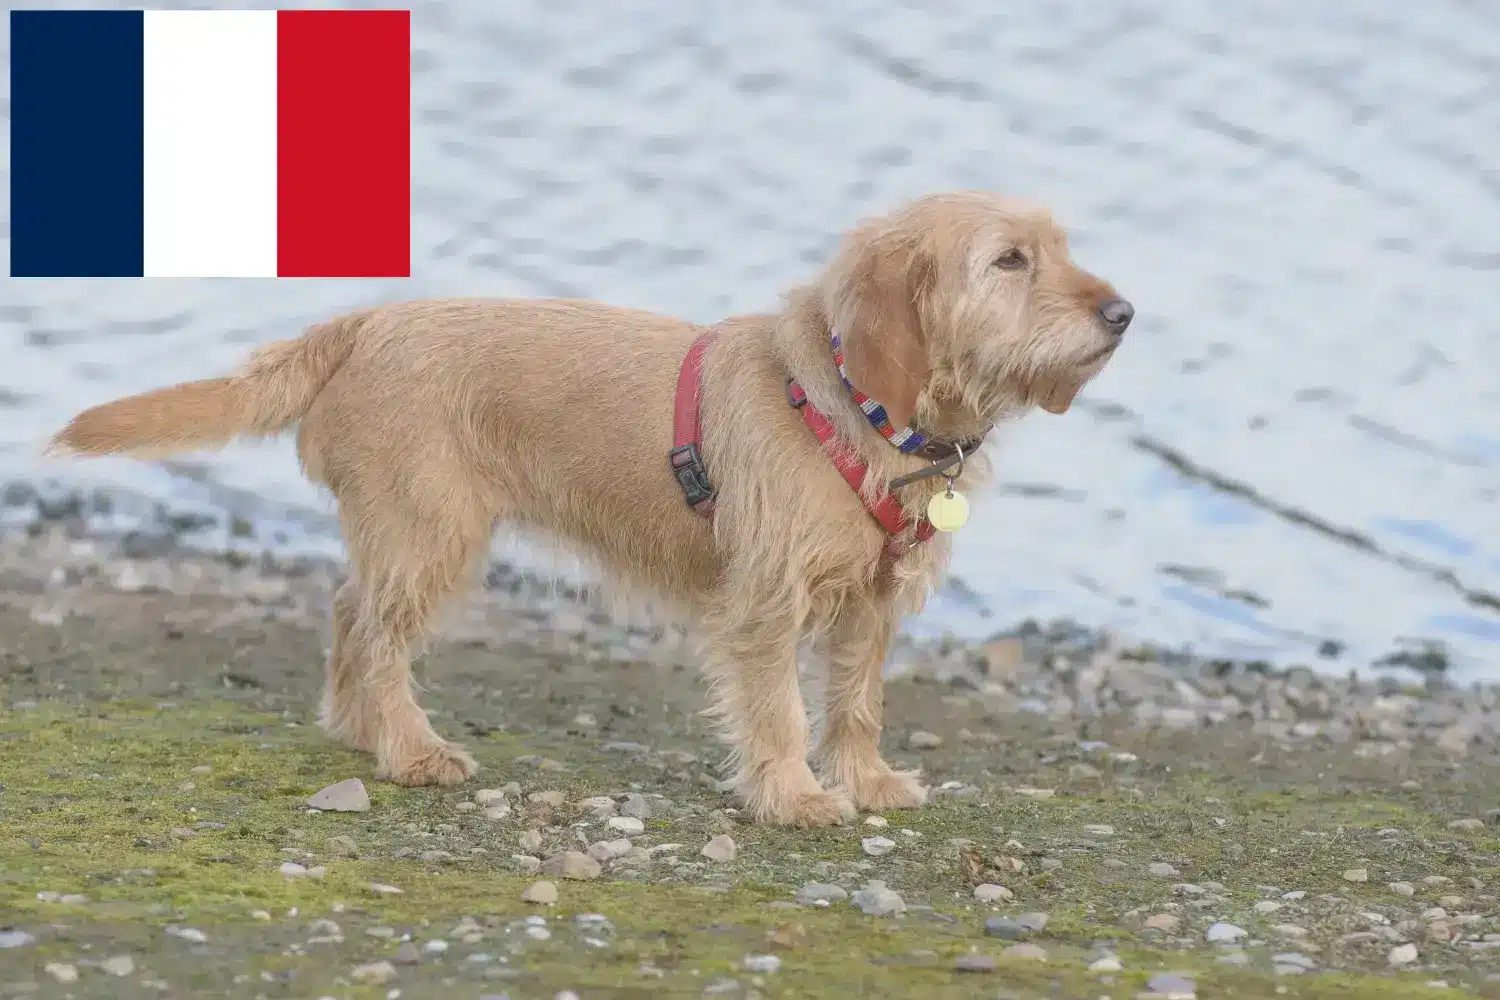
667,336 -> 936,575
787,380 -> 936,561
669,332 -> 717,517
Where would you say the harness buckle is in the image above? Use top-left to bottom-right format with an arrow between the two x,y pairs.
669,443 -> 716,510
786,378 -> 808,409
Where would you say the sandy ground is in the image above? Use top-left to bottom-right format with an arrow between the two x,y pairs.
3,518 -> 1500,999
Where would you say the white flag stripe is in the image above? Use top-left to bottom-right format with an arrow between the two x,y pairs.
143,10 -> 278,277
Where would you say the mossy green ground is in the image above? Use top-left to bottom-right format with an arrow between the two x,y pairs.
4,596 -> 1500,998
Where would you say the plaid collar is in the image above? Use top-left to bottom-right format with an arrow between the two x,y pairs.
830,330 -> 985,460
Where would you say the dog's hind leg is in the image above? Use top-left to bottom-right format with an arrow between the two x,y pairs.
813,602 -> 927,812
318,579 -> 375,751
334,492 -> 492,787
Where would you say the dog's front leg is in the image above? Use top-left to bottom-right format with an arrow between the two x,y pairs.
813,604 -> 928,813
702,616 -> 855,827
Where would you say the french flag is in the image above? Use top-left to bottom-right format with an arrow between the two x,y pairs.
9,9 -> 410,278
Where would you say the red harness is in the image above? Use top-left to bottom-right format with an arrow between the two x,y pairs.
670,332 -> 935,567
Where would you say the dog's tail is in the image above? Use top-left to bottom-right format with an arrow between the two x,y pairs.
47,311 -> 368,459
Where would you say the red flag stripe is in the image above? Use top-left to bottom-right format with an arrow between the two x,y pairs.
276,9 -> 409,278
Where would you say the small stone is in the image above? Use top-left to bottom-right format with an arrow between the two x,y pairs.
368,882 -> 403,895
743,954 -> 781,974
620,793 -> 653,820
45,963 -> 79,983
473,788 -> 507,806
529,790 -> 566,808
167,925 -> 208,943
1253,901 -> 1283,915
325,835 -> 357,856
1206,922 -> 1246,943
1282,890 -> 1306,900
607,816 -> 645,835
1148,862 -> 1180,877
861,836 -> 896,857
863,815 -> 888,828
484,803 -> 512,821
795,883 -> 847,905
579,795 -> 617,817
1015,786 -> 1055,799
1083,824 -> 1114,836
1144,913 -> 1181,933
1005,943 -> 1048,961
984,917 -> 1027,940
279,861 -> 307,877
701,834 -> 738,862
350,960 -> 398,984
518,830 -> 544,853
954,953 -> 997,973
1273,924 -> 1309,938
101,955 -> 135,977
1145,971 -> 1197,997
522,880 -> 559,905
850,880 -> 905,916
1015,912 -> 1048,932
1173,883 -> 1205,897
587,839 -> 633,863
1449,818 -> 1486,832
423,939 -> 449,955
1388,942 -> 1418,967
973,884 -> 1013,904
307,778 -> 370,812
0,930 -> 35,948
511,855 -> 541,875
907,730 -> 942,750
392,942 -> 422,965
1089,954 -> 1123,973
1344,868 -> 1369,883
542,851 -> 602,880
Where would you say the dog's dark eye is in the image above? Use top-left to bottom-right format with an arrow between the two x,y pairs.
993,248 -> 1028,270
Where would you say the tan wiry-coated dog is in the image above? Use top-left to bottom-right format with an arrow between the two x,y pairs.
50,192 -> 1131,827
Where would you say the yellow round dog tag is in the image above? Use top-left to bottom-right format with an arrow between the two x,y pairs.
926,489 -> 969,532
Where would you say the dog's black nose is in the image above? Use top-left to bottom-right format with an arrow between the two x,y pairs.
1098,297 -> 1134,334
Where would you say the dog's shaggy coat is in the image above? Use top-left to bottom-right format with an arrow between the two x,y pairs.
50,192 -> 1129,826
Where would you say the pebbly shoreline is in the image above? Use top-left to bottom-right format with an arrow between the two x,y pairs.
2,478 -> 1498,763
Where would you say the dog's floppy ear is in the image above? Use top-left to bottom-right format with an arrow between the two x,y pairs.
825,223 -> 933,431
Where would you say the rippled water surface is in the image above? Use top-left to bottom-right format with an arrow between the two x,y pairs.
3,1 -> 1498,674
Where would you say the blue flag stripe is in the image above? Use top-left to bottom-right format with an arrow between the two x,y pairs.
10,11 -> 146,278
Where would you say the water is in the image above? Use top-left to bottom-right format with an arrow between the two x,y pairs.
3,0 -> 1498,675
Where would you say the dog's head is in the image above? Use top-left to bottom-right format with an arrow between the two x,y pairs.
821,192 -> 1131,432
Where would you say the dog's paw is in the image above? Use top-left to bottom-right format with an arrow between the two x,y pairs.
846,766 -> 928,812
741,760 -> 856,827
758,787 -> 856,828
383,742 -> 478,787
